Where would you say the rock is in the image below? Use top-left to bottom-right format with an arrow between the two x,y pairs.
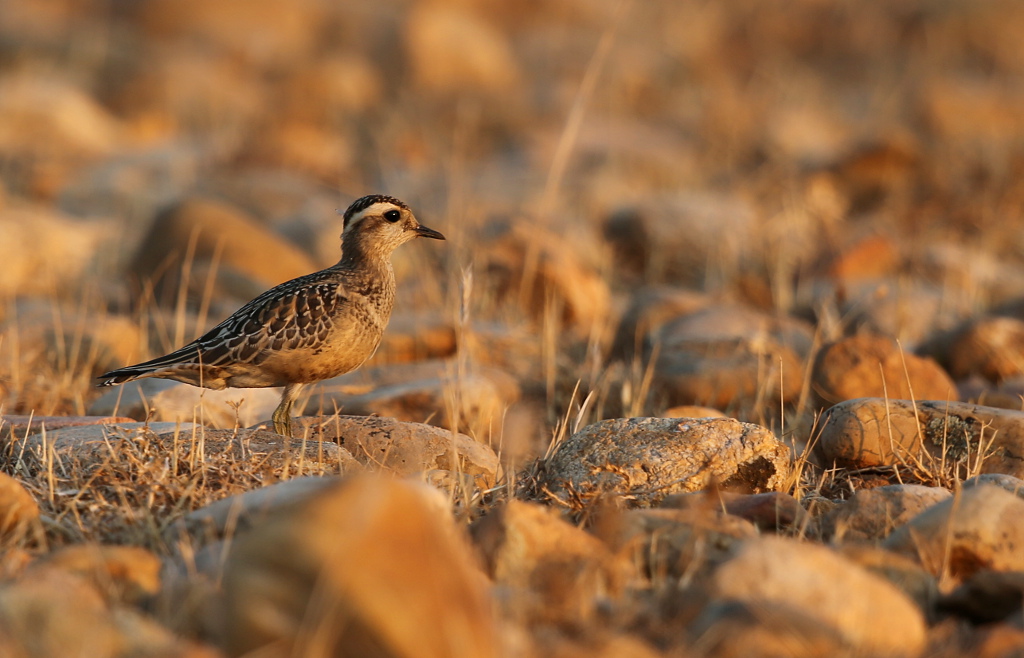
821,484 -> 952,541
139,0 -> 324,68
404,3 -> 521,96
819,234 -> 900,282
478,219 -> 610,336
663,491 -> 807,532
222,476 -> 497,658
660,405 -> 727,419
286,415 -> 500,488
372,313 -> 458,363
30,544 -> 162,606
1,415 -> 136,441
130,196 -> 317,307
308,359 -> 520,440
687,600 -> 846,658
540,417 -> 790,507
818,398 -> 1024,478
950,316 -> 1024,382
14,422 -> 202,469
0,208 -> 113,297
958,375 -> 1024,410
88,378 -> 283,429
838,544 -> 939,615
937,569 -> 1024,623
609,286 -> 708,361
0,301 -> 145,376
470,500 -> 633,626
0,567 -> 209,658
0,74 -> 120,159
964,473 -> 1024,498
0,472 -> 39,542
180,475 -> 342,541
598,507 -> 756,580
811,334 -> 956,407
884,484 -> 1024,582
603,192 -> 759,286
651,305 -> 812,409
711,536 -> 926,656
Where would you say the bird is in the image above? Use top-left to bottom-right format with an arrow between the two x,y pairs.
98,194 -> 445,436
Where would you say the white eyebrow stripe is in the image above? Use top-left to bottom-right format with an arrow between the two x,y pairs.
343,202 -> 401,234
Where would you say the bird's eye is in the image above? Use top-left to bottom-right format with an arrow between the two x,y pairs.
384,209 -> 401,223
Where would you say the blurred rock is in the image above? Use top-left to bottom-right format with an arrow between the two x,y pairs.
479,219 -> 610,336
471,500 -> 633,626
0,567 -> 210,658
236,120 -> 353,181
1,415 -> 134,441
89,378 -> 282,429
958,375 -> 1024,410
821,484 -> 951,542
405,3 -> 521,96
711,536 -> 926,657
838,544 -> 938,616
950,316 -> 1024,382
660,404 -> 727,419
663,491 -> 807,532
811,334 -> 956,407
0,74 -> 120,159
223,476 -> 497,658
609,286 -> 708,361
603,192 -> 758,286
286,415 -> 500,488
0,209 -> 113,297
138,0 -> 325,69
651,305 -> 812,409
312,359 -> 519,439
2,301 -> 144,376
540,417 -> 790,507
58,146 -> 201,222
818,234 -> 900,282
885,484 -> 1024,583
0,472 -> 39,543
180,475 -> 343,542
599,507 -> 756,580
130,196 -> 316,307
937,569 -> 1024,623
373,312 -> 458,363
964,473 -> 1024,498
16,422 -> 201,468
31,544 -> 162,606
818,398 -> 1024,478
687,600 -> 846,658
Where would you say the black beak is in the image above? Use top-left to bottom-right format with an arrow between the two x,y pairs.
415,225 -> 446,240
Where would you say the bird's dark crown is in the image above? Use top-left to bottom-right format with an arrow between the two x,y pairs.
342,194 -> 409,230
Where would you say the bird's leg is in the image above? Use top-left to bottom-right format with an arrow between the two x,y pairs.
272,383 -> 305,436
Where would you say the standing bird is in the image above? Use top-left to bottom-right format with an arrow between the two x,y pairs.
98,195 -> 445,436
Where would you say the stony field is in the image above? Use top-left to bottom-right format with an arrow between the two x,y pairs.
2,0 -> 1024,656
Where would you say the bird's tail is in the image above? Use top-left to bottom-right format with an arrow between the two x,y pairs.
97,345 -> 203,387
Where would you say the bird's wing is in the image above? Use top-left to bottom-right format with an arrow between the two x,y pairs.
100,270 -> 349,382
192,271 -> 349,366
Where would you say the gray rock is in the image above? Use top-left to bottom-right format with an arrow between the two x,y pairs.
711,536 -> 926,657
884,484 -> 1024,582
821,484 -> 951,541
540,417 -> 791,507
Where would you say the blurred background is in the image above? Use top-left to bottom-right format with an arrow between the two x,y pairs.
2,0 -> 1024,451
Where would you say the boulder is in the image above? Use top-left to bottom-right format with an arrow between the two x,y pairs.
711,536 -> 926,657
222,476 -> 497,658
540,417 -> 791,507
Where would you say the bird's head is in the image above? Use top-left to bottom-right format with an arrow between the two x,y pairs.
339,195 -> 445,259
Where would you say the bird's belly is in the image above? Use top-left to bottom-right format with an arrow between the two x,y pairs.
253,326 -> 383,385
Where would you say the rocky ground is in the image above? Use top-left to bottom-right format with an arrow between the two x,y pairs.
2,0 -> 1024,656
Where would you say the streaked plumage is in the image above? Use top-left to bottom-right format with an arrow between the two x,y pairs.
98,194 -> 445,435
